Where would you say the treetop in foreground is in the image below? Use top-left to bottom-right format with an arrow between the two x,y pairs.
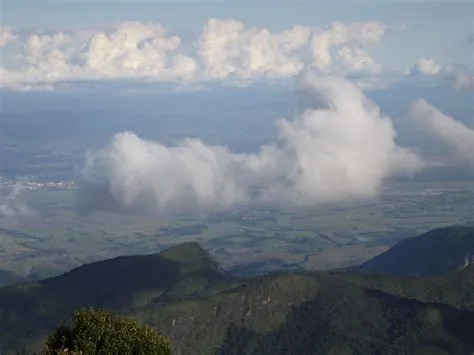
44,307 -> 171,355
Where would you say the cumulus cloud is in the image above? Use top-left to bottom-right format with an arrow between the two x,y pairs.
336,47 -> 381,74
198,19 -> 312,81
406,57 -> 443,76
403,58 -> 474,90
311,21 -> 385,73
409,99 -> 474,169
11,22 -> 196,84
0,26 -> 17,48
79,74 -> 423,216
0,19 -> 389,90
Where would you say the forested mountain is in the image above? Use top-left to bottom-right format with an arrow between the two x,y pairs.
131,267 -> 474,354
358,226 -> 474,275
1,226 -> 474,354
0,242 -> 229,353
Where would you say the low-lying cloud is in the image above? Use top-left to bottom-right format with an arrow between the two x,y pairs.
79,73 -> 423,216
0,183 -> 35,220
409,99 -> 474,169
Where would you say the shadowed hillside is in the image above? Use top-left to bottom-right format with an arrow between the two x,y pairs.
0,242 -> 227,353
2,228 -> 474,354
358,226 -> 474,275
132,268 -> 474,354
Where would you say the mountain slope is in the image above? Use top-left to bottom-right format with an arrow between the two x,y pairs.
334,264 -> 474,313
358,226 -> 474,275
0,242 -> 226,353
217,287 -> 474,355
3,230 -> 474,354
131,268 -> 474,355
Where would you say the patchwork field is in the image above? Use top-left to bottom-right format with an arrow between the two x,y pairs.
0,179 -> 473,278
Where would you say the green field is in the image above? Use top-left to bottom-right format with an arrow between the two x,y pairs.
0,179 -> 473,278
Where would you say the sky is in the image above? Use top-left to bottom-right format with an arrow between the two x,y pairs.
1,0 -> 474,216
0,0 -> 473,91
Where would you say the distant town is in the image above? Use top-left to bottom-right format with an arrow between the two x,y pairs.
0,177 -> 76,192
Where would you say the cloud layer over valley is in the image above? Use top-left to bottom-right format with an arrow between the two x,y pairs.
79,73 -> 424,215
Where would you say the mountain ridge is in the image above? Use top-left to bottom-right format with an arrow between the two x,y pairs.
133,266 -> 474,354
0,242 -> 227,353
1,226 -> 474,354
358,225 -> 474,275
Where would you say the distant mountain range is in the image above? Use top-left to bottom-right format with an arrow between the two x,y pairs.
0,225 -> 473,354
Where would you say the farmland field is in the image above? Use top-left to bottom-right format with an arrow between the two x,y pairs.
1,179 -> 473,279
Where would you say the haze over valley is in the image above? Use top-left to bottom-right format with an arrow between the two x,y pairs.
1,73 -> 473,280
0,1 -> 474,353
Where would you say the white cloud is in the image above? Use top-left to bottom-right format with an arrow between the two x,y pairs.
336,47 -> 381,74
10,22 -> 196,84
403,58 -> 474,90
311,21 -> 385,72
79,73 -> 423,216
197,19 -> 312,81
0,19 -> 389,90
406,57 -> 443,76
0,183 -> 35,220
409,99 -> 474,169
0,26 -> 17,48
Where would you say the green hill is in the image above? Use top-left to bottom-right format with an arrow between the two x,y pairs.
130,268 -> 474,354
2,228 -> 474,354
358,226 -> 474,275
0,242 -> 227,353
336,264 -> 474,312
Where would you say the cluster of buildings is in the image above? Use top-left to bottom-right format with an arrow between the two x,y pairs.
0,178 -> 76,192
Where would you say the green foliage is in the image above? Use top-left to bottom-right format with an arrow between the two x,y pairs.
0,242 -> 226,352
1,228 -> 474,354
334,264 -> 474,312
135,270 -> 474,354
44,308 -> 171,355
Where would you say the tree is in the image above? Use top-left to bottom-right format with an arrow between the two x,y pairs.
44,307 -> 172,355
